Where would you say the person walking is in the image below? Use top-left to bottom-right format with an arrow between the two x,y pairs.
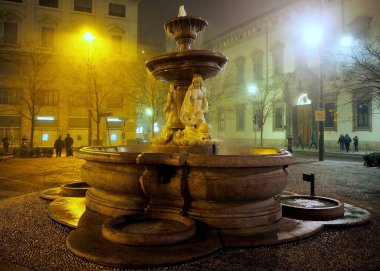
297,134 -> 304,150
338,134 -> 345,151
54,135 -> 64,157
344,134 -> 352,153
2,135 -> 10,153
353,136 -> 359,152
309,134 -> 317,150
64,134 -> 74,156
21,135 -> 28,148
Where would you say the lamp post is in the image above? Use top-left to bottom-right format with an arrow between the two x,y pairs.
83,32 -> 96,146
317,0 -> 325,161
302,2 -> 325,161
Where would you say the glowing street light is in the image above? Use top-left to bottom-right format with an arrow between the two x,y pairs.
248,84 -> 258,95
145,108 -> 153,117
83,32 -> 96,44
339,34 -> 354,48
302,23 -> 323,49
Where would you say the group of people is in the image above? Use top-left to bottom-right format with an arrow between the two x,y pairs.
296,134 -> 317,150
54,134 -> 74,157
338,134 -> 359,152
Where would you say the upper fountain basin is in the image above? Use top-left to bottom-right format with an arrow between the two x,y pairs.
164,16 -> 208,43
145,50 -> 228,83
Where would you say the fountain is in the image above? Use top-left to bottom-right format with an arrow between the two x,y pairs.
47,7 -> 348,267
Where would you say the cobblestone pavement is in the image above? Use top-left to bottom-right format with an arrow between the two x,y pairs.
0,157 -> 84,200
0,155 -> 379,271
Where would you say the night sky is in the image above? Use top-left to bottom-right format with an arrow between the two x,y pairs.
138,0 -> 291,46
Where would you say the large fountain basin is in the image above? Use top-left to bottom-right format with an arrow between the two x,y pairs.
77,146 -> 294,229
145,50 -> 228,82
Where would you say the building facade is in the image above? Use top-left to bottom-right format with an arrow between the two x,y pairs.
0,0 -> 138,149
204,0 -> 380,151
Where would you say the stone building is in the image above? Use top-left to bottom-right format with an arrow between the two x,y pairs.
0,0 -> 138,148
204,0 -> 380,151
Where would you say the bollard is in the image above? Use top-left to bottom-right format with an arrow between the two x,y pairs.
287,135 -> 293,153
303,173 -> 315,196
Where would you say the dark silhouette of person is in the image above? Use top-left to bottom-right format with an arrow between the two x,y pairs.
297,134 -> 304,150
54,135 -> 64,157
344,134 -> 351,153
309,134 -> 317,150
2,136 -> 10,153
21,135 -> 28,148
353,136 -> 359,152
64,134 -> 74,156
338,134 -> 345,151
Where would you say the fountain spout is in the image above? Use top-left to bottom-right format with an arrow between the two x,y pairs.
178,5 -> 187,17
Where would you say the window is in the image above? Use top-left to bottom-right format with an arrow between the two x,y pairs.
0,89 -> 19,104
273,106 -> 283,130
74,0 -> 92,13
0,61 -> 19,75
39,90 -> 59,106
217,110 -> 225,131
251,50 -> 263,81
69,118 -> 88,128
294,44 -> 307,70
111,35 -> 122,54
353,90 -> 371,131
236,105 -> 245,131
109,3 -> 125,17
4,22 -> 18,44
234,56 -> 245,83
324,102 -> 336,130
68,92 -> 89,107
39,0 -> 58,8
41,27 -> 54,48
271,43 -> 284,76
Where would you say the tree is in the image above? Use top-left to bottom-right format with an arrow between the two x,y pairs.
333,37 -> 380,109
66,55 -> 127,145
0,46 -> 57,148
204,66 -> 238,123
118,53 -> 168,141
248,75 -> 287,146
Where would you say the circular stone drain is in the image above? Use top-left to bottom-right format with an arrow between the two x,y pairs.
102,213 -> 196,246
60,182 -> 89,197
281,195 -> 344,221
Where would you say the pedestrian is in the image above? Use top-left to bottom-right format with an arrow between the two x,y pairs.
344,134 -> 351,153
309,134 -> 317,150
297,134 -> 304,150
353,136 -> 359,152
54,135 -> 64,157
64,134 -> 74,156
2,135 -> 10,153
21,135 -> 28,148
338,134 -> 345,151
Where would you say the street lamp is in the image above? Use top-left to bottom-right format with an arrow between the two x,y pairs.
83,31 -> 96,44
83,32 -> 96,146
301,5 -> 325,161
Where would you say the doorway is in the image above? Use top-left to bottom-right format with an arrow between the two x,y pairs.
295,104 -> 312,148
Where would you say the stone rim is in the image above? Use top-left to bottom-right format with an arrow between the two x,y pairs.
281,195 -> 345,221
102,213 -> 196,246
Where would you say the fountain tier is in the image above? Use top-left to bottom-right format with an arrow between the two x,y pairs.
146,50 -> 227,83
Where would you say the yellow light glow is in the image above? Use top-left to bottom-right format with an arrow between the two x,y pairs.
249,148 -> 279,155
83,32 -> 96,43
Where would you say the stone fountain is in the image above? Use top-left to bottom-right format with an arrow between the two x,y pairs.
47,7 -> 337,267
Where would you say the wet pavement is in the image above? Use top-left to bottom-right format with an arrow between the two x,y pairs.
0,154 -> 379,271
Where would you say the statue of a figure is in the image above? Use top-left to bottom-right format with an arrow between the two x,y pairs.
180,74 -> 208,128
179,74 -> 212,144
163,84 -> 181,128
